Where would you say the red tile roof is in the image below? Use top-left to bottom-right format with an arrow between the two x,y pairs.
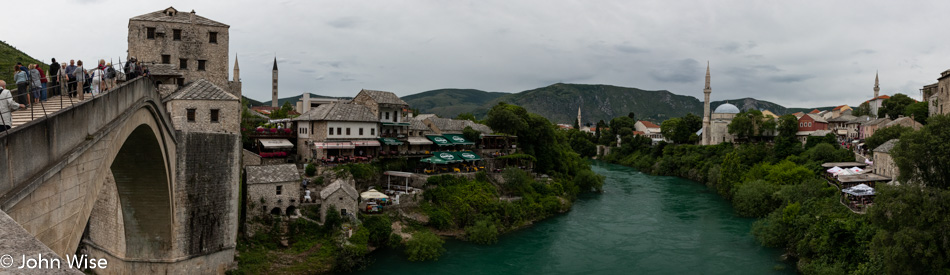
832,105 -> 847,111
632,131 -> 646,135
809,109 -> 821,114
638,120 -> 660,128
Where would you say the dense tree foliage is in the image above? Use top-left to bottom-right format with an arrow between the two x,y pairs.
892,115 -> 950,188
852,102 -> 871,117
878,93 -> 916,119
728,109 -> 776,140
905,101 -> 929,125
660,113 -> 702,144
462,126 -> 481,144
405,231 -> 445,261
269,101 -> 296,119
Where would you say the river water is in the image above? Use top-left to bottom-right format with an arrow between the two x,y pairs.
361,161 -> 792,274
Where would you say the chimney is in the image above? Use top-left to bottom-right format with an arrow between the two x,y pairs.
190,10 -> 196,23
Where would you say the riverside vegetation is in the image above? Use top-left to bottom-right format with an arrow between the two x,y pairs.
231,102 -> 604,273
587,110 -> 950,274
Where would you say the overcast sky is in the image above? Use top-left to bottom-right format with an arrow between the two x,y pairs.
3,0 -> 948,107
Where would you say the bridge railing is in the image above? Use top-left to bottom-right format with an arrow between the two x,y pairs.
0,77 -> 173,209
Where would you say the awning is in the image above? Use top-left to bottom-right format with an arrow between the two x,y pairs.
314,141 -> 355,149
427,135 -> 453,146
361,189 -> 390,200
259,139 -> 294,149
382,122 -> 411,126
842,183 -> 875,196
421,151 -> 462,164
352,140 -> 381,147
443,134 -> 475,145
378,137 -> 404,146
407,136 -> 434,145
454,151 -> 482,162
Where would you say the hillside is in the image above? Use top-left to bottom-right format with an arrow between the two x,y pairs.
1,41 -> 48,87
256,93 -> 351,107
401,89 -> 509,117
405,83 -> 808,124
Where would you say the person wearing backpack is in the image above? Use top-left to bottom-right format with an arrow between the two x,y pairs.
14,65 -> 29,107
105,62 -> 116,91
73,60 -> 85,100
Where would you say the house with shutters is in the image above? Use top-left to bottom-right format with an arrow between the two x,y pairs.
292,103 -> 380,161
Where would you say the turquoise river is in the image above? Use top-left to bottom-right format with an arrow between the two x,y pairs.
360,161 -> 793,274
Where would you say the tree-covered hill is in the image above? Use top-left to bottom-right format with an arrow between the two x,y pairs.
0,41 -> 48,86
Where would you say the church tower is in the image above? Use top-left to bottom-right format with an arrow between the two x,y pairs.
701,62 -> 711,145
272,57 -> 279,108
874,71 -> 880,98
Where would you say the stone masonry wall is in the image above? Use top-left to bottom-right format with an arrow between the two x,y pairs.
166,99 -> 240,135
174,131 -> 238,260
128,17 -> 230,90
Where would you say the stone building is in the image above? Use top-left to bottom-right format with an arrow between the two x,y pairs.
701,63 -> 712,145
634,120 -> 665,141
164,79 -> 241,134
873,139 -> 899,179
828,114 -> 856,140
860,118 -> 892,140
245,164 -> 301,217
846,115 -> 871,140
923,69 -> 950,116
292,103 -> 380,161
708,104 -> 739,144
351,89 -> 410,139
881,117 -> 923,131
128,7 -> 240,98
319,178 -> 359,222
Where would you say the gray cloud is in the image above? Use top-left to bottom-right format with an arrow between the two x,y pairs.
7,1 -> 947,107
650,59 -> 701,83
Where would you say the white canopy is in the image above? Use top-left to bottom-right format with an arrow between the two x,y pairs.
259,139 -> 294,149
835,169 -> 857,176
360,189 -> 389,200
842,183 -> 875,196
849,167 -> 864,173
826,166 -> 843,173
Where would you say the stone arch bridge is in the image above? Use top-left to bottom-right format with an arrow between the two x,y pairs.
0,77 -> 237,274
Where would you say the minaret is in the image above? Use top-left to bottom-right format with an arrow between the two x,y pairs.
702,62 -> 711,145
873,71 -> 880,98
272,57 -> 279,108
577,106 -> 582,129
231,55 -> 242,98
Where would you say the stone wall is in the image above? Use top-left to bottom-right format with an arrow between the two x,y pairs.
246,180 -> 300,219
165,99 -> 240,135
874,152 -> 897,179
320,189 -> 357,222
174,132 -> 238,260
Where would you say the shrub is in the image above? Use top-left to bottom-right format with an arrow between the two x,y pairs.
405,231 -> 445,261
732,180 -> 781,217
465,219 -> 499,245
305,163 -> 316,177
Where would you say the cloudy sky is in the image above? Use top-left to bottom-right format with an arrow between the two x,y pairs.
3,0 -> 947,107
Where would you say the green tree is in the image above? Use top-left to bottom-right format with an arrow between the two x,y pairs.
609,116 -> 637,139
717,151 -> 744,199
462,126 -> 481,145
305,163 -> 316,177
456,112 -> 479,123
485,102 -> 528,135
773,115 -> 802,159
465,219 -> 499,244
905,101 -> 929,125
574,169 -> 605,193
852,102 -> 871,117
732,180 -> 780,217
362,215 -> 393,247
865,125 -> 912,151
878,93 -> 916,119
892,115 -> 950,187
568,129 -> 597,157
868,184 -> 950,274
627,112 -> 636,120
406,231 -> 446,261
269,101 -> 296,119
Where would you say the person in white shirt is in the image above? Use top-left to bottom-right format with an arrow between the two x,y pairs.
0,80 -> 26,132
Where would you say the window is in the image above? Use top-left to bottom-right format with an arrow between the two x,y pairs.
329,127 -> 333,136
173,29 -> 182,40
147,27 -> 156,39
176,78 -> 184,87
359,128 -> 364,135
161,55 -> 171,64
276,185 -> 282,195
197,60 -> 206,71
186,109 -> 196,122
337,128 -> 342,135
371,128 -> 375,135
180,58 -> 188,70
346,128 -> 351,135
385,112 -> 390,120
210,109 -> 219,122
209,32 -> 218,43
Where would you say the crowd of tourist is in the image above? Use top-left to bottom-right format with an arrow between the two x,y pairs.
0,57 -> 149,132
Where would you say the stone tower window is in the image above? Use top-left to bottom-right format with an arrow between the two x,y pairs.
209,32 -> 218,44
161,55 -> 170,64
147,27 -> 156,39
210,109 -> 219,122
177,78 -> 184,87
276,185 -> 282,195
197,60 -> 206,71
180,58 -> 188,70
187,109 -> 196,122
173,29 -> 182,41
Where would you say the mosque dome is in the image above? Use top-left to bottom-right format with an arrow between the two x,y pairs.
713,103 -> 741,114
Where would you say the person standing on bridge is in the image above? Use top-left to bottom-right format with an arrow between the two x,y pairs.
14,65 -> 29,106
29,64 -> 41,105
90,60 -> 105,96
57,62 -> 68,99
36,64 -> 48,102
73,60 -> 85,100
0,80 -> 26,132
105,62 -> 116,91
65,60 -> 77,98
48,58 -> 60,98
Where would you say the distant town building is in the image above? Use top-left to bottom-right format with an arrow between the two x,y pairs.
846,115 -> 871,140
866,72 -> 889,117
831,105 -> 852,117
761,110 -> 779,119
165,79 -> 241,134
292,103 -> 380,161
351,89 -> 410,139
634,120 -> 664,141
881,116 -> 923,131
828,114 -> 856,140
246,164 -> 301,217
320,178 -> 359,222
872,139 -> 900,180
860,118 -> 892,140
295,93 -> 346,113
924,69 -> 950,116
